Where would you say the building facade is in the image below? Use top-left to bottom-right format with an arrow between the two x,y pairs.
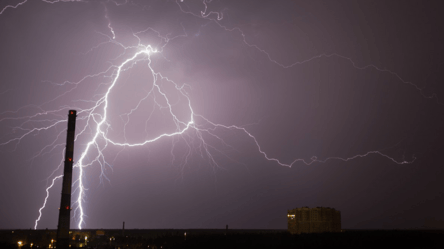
287,207 -> 341,234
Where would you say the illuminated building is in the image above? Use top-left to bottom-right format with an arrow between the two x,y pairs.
287,207 -> 341,234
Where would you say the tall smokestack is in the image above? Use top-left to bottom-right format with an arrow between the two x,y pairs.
122,221 -> 125,236
56,110 -> 77,249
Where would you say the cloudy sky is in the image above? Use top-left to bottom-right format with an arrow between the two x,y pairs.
0,0 -> 443,230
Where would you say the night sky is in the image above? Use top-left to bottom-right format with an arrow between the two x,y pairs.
0,0 -> 443,230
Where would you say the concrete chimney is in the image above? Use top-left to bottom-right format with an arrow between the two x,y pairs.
56,110 -> 77,249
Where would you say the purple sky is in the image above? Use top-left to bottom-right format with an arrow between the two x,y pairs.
0,0 -> 443,230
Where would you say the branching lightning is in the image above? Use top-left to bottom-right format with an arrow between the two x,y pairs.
0,0 -> 84,15
103,2 -> 116,40
0,0 -> 428,230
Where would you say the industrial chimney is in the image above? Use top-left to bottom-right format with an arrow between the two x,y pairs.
56,110 -> 77,249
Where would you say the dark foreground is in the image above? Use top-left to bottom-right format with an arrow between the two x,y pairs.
1,229 -> 443,249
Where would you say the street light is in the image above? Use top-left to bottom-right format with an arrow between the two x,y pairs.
17,241 -> 22,249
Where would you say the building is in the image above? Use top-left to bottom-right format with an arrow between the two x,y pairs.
287,206 -> 341,234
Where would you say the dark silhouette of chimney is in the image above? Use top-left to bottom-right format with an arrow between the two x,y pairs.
56,110 -> 77,249
122,221 -> 125,236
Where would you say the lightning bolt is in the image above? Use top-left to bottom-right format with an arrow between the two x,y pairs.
0,0 -> 427,230
103,2 -> 116,40
176,0 -> 442,104
0,0 -> 85,15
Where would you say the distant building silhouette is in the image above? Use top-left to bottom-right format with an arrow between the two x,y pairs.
287,207 -> 341,234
